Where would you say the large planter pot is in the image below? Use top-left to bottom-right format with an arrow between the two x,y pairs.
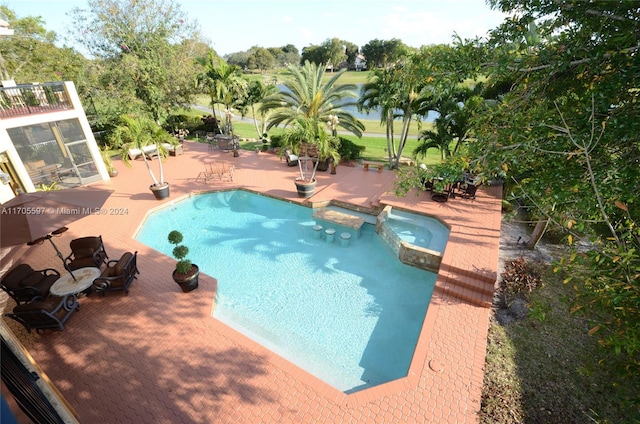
316,158 -> 330,172
172,264 -> 199,292
294,178 -> 316,198
150,183 -> 170,200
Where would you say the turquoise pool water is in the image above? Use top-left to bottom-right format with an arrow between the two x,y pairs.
135,190 -> 437,392
386,209 -> 450,252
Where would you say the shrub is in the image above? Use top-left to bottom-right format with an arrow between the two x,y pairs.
337,136 -> 364,162
200,115 -> 221,134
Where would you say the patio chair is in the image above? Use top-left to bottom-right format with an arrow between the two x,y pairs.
206,133 -> 217,150
4,294 -> 79,333
283,149 -> 299,166
92,251 -> 139,296
64,235 -> 109,271
457,183 -> 478,199
1,264 -> 61,305
196,162 -> 234,183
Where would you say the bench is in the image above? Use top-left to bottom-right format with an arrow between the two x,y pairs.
362,161 -> 384,173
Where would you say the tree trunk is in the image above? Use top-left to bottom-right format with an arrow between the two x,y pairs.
527,218 -> 549,250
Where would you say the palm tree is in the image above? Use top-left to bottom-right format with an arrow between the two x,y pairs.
414,123 -> 452,161
260,61 -> 364,137
196,52 -> 248,134
236,79 -> 278,140
414,84 -> 484,159
358,68 -> 398,164
111,115 -> 173,193
280,117 -> 340,183
359,61 -> 431,169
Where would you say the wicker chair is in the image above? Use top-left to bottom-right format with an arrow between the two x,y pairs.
0,264 -> 60,305
64,236 -> 108,271
92,251 -> 139,296
4,295 -> 79,333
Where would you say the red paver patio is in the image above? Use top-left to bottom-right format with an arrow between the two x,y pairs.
1,140 -> 502,423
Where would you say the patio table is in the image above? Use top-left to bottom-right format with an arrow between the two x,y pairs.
50,267 -> 101,297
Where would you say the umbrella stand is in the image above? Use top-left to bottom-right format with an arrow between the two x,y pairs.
46,236 -> 76,281
27,227 -> 77,281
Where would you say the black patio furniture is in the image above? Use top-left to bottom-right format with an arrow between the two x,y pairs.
64,235 -> 109,271
92,251 -> 139,296
0,264 -> 60,305
4,294 -> 79,333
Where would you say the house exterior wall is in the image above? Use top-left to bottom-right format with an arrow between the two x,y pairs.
0,81 -> 109,203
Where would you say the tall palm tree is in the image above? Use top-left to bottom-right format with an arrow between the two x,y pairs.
358,67 -> 398,164
111,115 -> 173,188
259,61 -> 364,137
236,79 -> 278,140
196,52 -> 248,134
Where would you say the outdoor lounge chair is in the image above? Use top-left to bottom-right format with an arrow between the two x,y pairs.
4,294 -> 79,333
1,264 -> 61,305
64,236 -> 109,271
92,251 -> 139,296
127,145 -> 158,160
283,149 -> 299,166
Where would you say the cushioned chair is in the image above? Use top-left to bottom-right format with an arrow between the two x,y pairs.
4,295 -> 79,333
456,183 -> 479,200
64,236 -> 108,271
0,264 -> 60,305
92,251 -> 139,296
283,149 -> 299,166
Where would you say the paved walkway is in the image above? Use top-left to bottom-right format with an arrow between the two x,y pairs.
1,141 -> 502,423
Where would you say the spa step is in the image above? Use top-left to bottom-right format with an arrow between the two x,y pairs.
434,281 -> 494,308
435,268 -> 497,308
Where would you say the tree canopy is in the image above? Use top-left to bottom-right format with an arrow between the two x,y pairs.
467,0 -> 640,379
68,0 -> 204,124
0,6 -> 87,82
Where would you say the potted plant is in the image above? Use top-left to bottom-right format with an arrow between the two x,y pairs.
167,230 -> 199,292
111,115 -> 173,200
176,128 -> 189,143
100,147 -> 118,177
280,117 -> 340,198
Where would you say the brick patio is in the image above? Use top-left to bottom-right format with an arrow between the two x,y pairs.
1,140 -> 502,423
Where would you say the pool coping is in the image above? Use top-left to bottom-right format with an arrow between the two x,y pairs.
1,143 -> 501,423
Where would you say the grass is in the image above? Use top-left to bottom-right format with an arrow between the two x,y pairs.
190,97 -> 426,137
481,263 -> 640,423
225,121 -> 439,165
177,105 -> 436,164
242,70 -> 373,85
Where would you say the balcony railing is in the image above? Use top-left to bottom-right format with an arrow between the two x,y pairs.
0,82 -> 72,118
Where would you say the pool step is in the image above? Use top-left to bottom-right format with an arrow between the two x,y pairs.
435,265 -> 497,308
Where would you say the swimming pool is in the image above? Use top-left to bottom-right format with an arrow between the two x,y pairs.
135,190 -> 439,392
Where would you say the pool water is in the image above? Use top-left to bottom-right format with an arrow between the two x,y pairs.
135,190 -> 437,392
386,209 -> 450,252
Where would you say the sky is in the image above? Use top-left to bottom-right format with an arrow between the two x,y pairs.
4,0 -> 508,56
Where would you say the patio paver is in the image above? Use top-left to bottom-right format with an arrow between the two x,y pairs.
0,140 -> 501,423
